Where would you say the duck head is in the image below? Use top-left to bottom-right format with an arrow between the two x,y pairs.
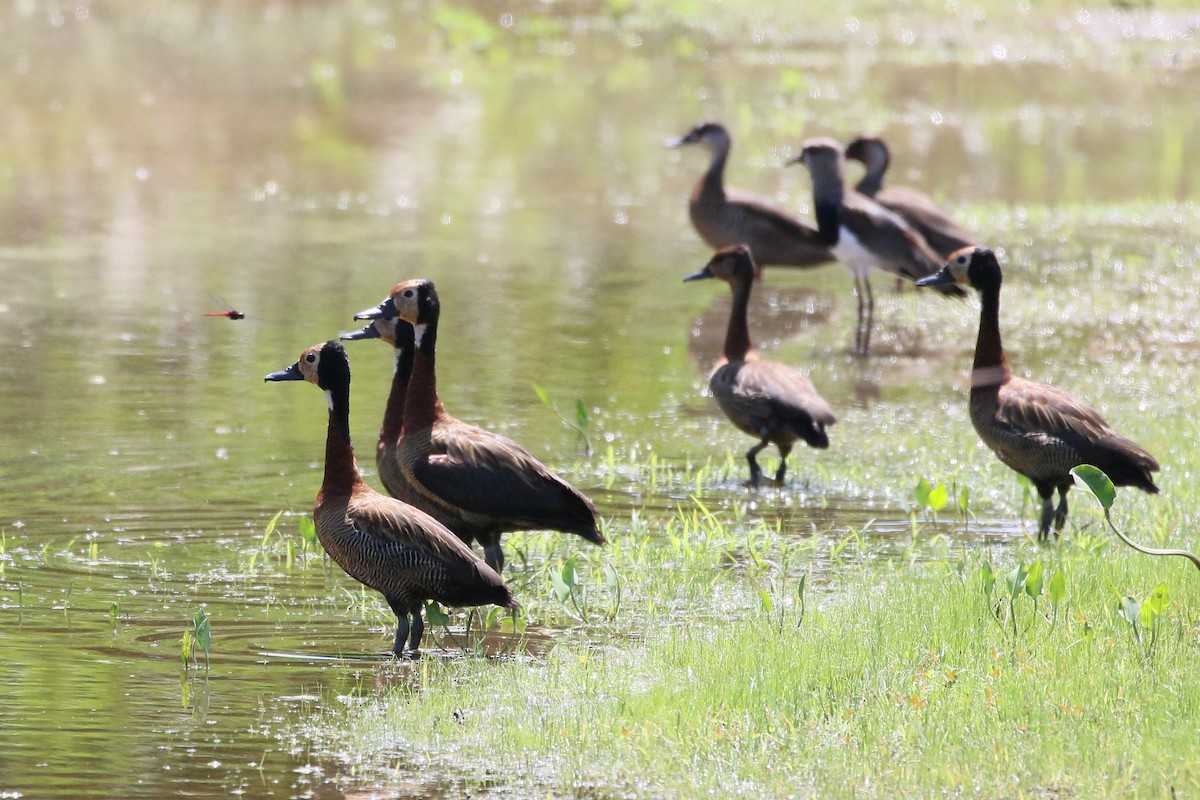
916,246 -> 1002,293
265,340 -> 351,390
683,244 -> 758,284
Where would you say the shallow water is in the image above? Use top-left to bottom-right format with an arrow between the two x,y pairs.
1,2 -> 1199,797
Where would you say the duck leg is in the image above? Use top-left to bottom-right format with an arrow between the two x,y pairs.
773,443 -> 792,484
479,531 -> 505,573
746,440 -> 769,487
407,601 -> 425,655
853,274 -> 867,355
1053,484 -> 1071,533
1036,486 -> 1056,541
387,598 -> 411,657
861,275 -> 875,355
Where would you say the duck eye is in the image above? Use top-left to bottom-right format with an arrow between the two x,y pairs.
403,289 -> 415,298
305,353 -> 317,364
956,255 -> 968,266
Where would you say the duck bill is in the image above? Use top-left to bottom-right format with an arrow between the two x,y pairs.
264,361 -> 304,382
682,264 -> 715,282
353,297 -> 397,320
340,322 -> 382,341
916,267 -> 955,288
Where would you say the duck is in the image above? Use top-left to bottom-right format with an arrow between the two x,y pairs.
916,247 -> 1160,539
353,280 -> 606,572
684,245 -> 836,486
844,135 -> 976,259
265,340 -> 516,656
666,121 -> 834,269
341,318 -> 477,551
790,137 -> 966,355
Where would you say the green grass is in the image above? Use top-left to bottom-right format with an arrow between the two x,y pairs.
301,479 -> 1200,798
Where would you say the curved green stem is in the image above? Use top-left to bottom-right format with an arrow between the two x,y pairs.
1105,511 -> 1200,573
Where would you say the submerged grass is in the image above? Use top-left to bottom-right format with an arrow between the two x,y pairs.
303,476 -> 1200,798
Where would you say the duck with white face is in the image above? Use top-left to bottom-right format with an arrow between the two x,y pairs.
353,279 -> 605,573
265,340 -> 516,657
791,137 -> 966,356
917,246 -> 1160,540
684,244 -> 836,487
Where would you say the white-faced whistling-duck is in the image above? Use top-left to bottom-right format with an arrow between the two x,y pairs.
341,318 -> 477,552
265,340 -> 516,656
685,245 -> 837,486
666,121 -> 835,269
354,281 -> 606,572
844,135 -> 977,260
916,247 -> 1160,540
791,137 -> 967,356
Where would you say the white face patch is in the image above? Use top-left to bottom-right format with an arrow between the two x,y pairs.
324,389 -> 335,411
413,323 -> 427,347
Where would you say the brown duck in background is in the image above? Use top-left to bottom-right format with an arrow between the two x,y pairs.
265,340 -> 516,656
341,318 -> 476,551
917,247 -> 1159,539
354,280 -> 605,572
666,121 -> 834,269
684,245 -> 836,486
791,137 -> 966,355
845,135 -> 977,259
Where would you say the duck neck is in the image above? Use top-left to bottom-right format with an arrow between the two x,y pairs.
699,140 -> 729,202
379,345 -> 412,444
810,159 -> 843,247
405,318 -> 446,431
856,147 -> 887,197
856,168 -> 883,197
723,278 -> 754,362
323,383 -> 361,495
972,284 -> 1010,388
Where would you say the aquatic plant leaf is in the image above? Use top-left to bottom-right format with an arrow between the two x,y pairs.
928,483 -> 949,512
759,589 -> 773,613
425,601 -> 450,627
1024,560 -> 1045,600
532,384 -> 551,408
1118,596 -> 1141,629
550,569 -> 572,604
193,610 -> 211,655
261,509 -> 284,547
296,516 -> 316,545
1048,571 -> 1066,606
958,486 -> 970,515
1143,583 -> 1169,622
914,477 -> 932,509
979,562 -> 996,596
1071,465 -> 1116,510
574,399 -> 588,431
1006,563 -> 1028,600
603,561 -> 620,592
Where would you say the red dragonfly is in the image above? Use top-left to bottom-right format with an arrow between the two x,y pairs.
204,297 -> 247,320
204,309 -> 246,320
